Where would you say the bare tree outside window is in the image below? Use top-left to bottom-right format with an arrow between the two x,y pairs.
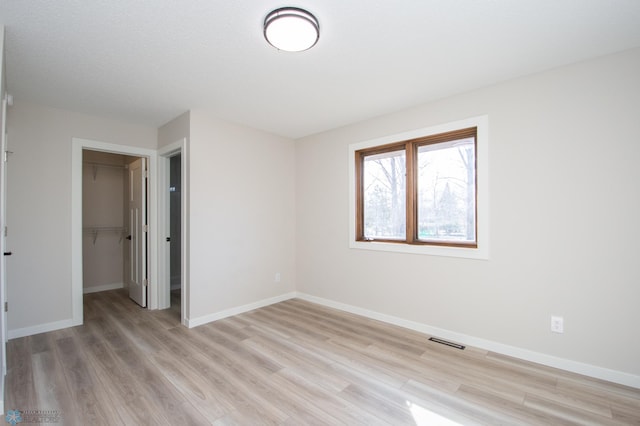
417,138 -> 475,243
362,150 -> 406,239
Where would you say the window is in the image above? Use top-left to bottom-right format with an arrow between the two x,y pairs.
350,116 -> 488,259
361,148 -> 407,240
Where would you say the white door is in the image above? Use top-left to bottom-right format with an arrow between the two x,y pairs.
1,93 -> 8,376
128,158 -> 147,307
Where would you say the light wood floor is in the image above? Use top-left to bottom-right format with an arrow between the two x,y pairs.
5,289 -> 640,425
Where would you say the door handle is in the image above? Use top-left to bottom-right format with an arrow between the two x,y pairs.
126,235 -> 132,240
3,252 -> 12,256
166,237 -> 171,242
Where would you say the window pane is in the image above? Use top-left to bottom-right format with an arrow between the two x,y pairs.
417,138 -> 475,243
363,150 -> 406,239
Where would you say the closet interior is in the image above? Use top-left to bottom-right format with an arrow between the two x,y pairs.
82,150 -> 138,294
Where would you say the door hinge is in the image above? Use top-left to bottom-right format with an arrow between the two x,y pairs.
4,302 -> 7,313
143,279 -> 149,287
4,226 -> 7,237
143,224 -> 148,232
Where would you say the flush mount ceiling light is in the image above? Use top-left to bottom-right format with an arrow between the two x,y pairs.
264,7 -> 319,52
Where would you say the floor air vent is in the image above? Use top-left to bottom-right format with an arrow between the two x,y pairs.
428,337 -> 465,350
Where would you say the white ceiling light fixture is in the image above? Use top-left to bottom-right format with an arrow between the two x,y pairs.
264,7 -> 319,52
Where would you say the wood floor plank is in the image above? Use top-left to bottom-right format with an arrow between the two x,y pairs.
212,406 -> 280,426
339,383 -> 415,425
244,311 -> 410,390
31,349 -> 77,423
106,343 -> 206,426
457,383 -> 588,425
248,308 -> 333,343
29,332 -> 54,354
242,336 -> 348,392
278,300 -> 431,356
402,378 -> 502,425
76,321 -> 174,425
271,367 -> 386,425
523,393 -> 620,426
55,334 -> 124,425
610,400 -> 640,424
149,349 -> 232,420
4,338 -> 38,412
556,375 -> 640,409
194,325 -> 283,375
166,327 -> 290,423
4,289 -> 640,425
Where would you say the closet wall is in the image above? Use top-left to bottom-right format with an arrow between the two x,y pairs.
82,150 -> 134,293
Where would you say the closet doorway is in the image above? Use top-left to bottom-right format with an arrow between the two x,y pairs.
168,153 -> 182,313
72,138 -> 162,326
82,150 -> 148,306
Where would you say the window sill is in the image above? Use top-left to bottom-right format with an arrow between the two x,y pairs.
350,239 -> 488,260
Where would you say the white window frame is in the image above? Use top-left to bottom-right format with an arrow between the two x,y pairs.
349,115 -> 489,260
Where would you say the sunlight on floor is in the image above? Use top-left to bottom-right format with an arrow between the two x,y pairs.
407,401 -> 462,426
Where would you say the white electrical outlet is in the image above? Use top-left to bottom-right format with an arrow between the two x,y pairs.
275,272 -> 281,283
551,316 -> 564,333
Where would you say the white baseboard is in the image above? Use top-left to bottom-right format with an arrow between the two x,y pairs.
8,318 -> 77,340
295,292 -> 640,389
83,282 -> 124,294
186,292 -> 297,328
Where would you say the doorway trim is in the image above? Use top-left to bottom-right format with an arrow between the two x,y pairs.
71,138 -> 159,326
158,138 -> 188,325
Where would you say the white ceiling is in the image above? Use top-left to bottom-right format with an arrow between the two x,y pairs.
2,1 -> 640,139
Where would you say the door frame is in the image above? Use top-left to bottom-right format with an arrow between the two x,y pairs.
1,95 -> 8,342
158,138 -> 188,325
1,86 -> 8,413
71,138 -> 159,325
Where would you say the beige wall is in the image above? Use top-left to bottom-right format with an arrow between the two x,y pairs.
188,111 -> 296,321
6,100 -> 156,333
295,48 -> 640,378
158,111 -> 189,148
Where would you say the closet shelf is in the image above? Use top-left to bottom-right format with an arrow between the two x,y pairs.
83,227 -> 128,245
84,161 -> 128,181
